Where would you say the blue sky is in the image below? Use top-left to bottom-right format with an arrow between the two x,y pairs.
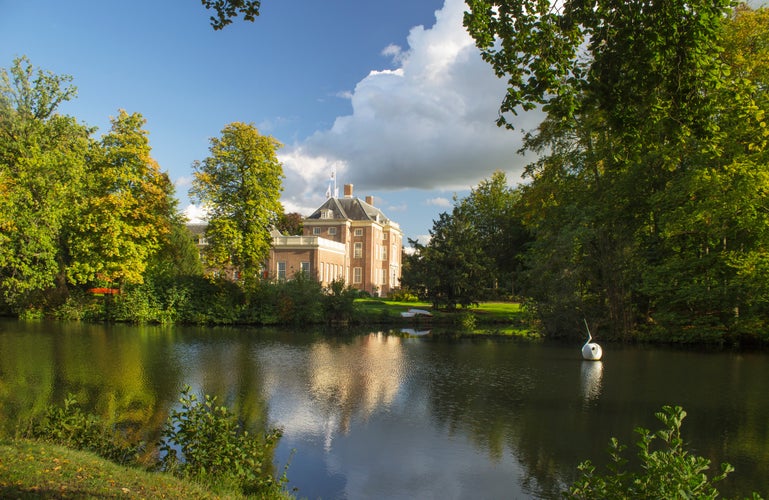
1,0 -> 540,242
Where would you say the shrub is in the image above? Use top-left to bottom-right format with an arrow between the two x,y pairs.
388,288 -> 420,302
158,386 -> 286,496
322,279 -> 357,323
565,405 -> 763,499
21,395 -> 142,465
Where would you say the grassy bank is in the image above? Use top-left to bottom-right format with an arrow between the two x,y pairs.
0,439 -> 294,499
353,299 -> 538,338
0,439 -> 232,499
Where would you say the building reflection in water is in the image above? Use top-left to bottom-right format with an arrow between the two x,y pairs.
261,332 -> 406,451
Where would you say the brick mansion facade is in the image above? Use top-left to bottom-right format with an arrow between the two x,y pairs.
268,184 -> 402,296
190,184 -> 403,296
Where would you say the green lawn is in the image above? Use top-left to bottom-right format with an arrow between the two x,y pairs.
353,299 -> 537,337
0,439 -> 291,499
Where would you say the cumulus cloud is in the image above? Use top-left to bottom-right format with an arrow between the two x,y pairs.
426,197 -> 451,208
279,0 -> 541,212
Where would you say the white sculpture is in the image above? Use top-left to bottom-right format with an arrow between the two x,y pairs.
581,319 -> 602,361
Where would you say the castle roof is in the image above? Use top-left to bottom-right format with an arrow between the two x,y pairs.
306,196 -> 393,225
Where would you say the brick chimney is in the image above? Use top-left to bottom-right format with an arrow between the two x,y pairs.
344,184 -> 354,198
365,195 -> 374,206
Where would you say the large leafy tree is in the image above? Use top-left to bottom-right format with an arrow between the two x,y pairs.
190,122 -> 283,283
465,1 -> 769,339
458,170 -> 530,296
0,57 -> 90,310
66,111 -> 175,286
405,207 -> 491,309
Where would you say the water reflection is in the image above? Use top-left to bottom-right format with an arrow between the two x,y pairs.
1,321 -> 768,499
579,361 -> 603,404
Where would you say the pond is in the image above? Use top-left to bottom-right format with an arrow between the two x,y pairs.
0,319 -> 767,499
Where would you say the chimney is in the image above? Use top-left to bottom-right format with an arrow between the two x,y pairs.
365,195 -> 374,206
344,184 -> 354,198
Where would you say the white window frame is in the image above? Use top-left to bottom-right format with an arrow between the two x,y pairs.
312,227 -> 321,235
354,242 -> 363,259
328,227 -> 337,235
354,228 -> 363,237
277,262 -> 286,281
353,267 -> 362,284
301,261 -> 310,275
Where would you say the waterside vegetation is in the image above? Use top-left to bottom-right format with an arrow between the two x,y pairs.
2,388 -> 289,499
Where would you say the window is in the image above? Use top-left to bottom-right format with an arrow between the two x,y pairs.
354,242 -> 362,258
353,267 -> 362,284
354,228 -> 363,237
381,269 -> 387,285
321,209 -> 333,219
277,262 -> 286,281
383,233 -> 388,240
301,262 -> 310,275
381,245 -> 387,260
313,227 -> 321,235
328,227 -> 337,235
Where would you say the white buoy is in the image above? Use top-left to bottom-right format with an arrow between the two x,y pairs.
581,319 -> 602,361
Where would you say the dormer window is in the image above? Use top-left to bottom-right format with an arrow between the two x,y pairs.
321,209 -> 334,219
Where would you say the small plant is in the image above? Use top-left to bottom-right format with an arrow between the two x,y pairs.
21,395 -> 142,465
456,311 -> 477,331
565,405 -> 763,499
158,386 -> 286,496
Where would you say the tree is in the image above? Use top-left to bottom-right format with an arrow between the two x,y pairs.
0,57 -> 90,311
66,110 -> 175,286
406,207 -> 491,309
465,2 -> 769,339
458,171 -> 530,296
275,210 -> 303,235
201,0 -> 261,30
190,122 -> 283,283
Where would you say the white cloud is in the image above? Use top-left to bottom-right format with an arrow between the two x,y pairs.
381,43 -> 405,64
426,197 -> 451,208
279,0 -> 541,212
182,204 -> 208,223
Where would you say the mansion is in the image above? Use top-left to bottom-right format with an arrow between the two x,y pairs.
191,184 -> 403,296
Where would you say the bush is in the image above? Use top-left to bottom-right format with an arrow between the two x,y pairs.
565,405 -> 763,499
388,288 -> 420,302
21,395 -> 142,465
158,386 -> 286,496
322,279 -> 357,323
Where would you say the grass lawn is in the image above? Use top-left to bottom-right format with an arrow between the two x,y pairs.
0,439 -> 290,499
354,299 -> 537,337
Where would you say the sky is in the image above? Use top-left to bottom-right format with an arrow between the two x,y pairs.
0,0 -> 542,243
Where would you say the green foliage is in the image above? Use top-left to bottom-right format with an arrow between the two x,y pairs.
322,278 -> 357,323
0,56 -> 90,312
159,386 -> 285,496
464,3 -> 769,341
190,122 -> 284,284
404,207 -> 491,310
202,0 -> 261,30
21,395 -> 142,465
388,288 -> 420,302
274,272 -> 324,325
66,110 -> 175,286
0,58 -> 192,315
565,406 -> 762,500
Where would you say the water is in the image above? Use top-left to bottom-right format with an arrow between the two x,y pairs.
1,319 -> 767,499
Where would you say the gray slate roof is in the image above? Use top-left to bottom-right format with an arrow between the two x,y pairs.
306,197 -> 392,223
